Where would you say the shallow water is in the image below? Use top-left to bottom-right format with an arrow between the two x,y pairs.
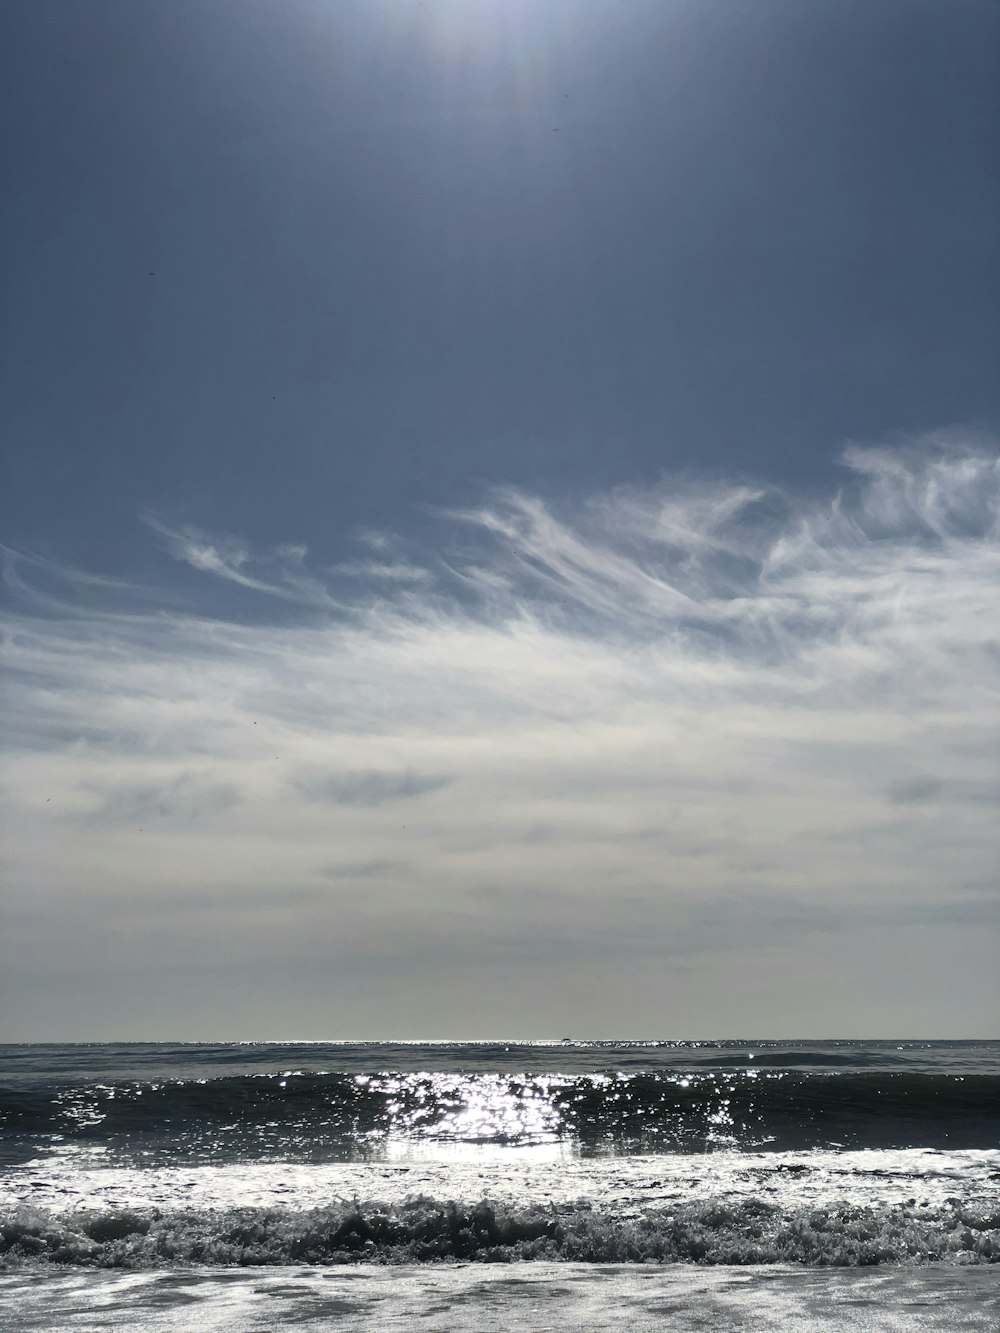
2,1265 -> 999,1332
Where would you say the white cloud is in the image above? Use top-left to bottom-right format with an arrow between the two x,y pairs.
142,515 -> 340,607
1,437 -> 997,1036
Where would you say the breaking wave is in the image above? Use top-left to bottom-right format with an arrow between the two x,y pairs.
3,1194 -> 998,1270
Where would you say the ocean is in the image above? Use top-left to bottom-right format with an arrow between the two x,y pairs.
1,1040 -> 998,1329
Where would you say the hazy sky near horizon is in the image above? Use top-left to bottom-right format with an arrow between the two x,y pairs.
1,0 -> 998,1039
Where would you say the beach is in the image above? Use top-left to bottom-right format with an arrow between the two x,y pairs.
3,1264 -> 1000,1332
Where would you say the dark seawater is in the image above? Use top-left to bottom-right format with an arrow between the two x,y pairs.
1,1041 -> 998,1270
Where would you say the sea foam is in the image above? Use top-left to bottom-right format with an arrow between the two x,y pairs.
3,1192 -> 998,1270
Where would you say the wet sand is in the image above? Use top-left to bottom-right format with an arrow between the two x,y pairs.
2,1264 -> 998,1332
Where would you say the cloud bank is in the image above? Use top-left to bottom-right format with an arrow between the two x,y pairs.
1,438 -> 997,1037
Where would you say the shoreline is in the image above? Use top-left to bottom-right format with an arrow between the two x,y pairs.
3,1263 -> 999,1332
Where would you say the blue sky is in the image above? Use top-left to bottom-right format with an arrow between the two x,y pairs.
1,0 -> 998,1037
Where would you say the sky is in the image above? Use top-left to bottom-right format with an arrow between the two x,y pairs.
1,0 -> 998,1040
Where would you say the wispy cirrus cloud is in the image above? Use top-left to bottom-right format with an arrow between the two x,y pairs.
1,436 -> 997,1036
143,515 -> 340,607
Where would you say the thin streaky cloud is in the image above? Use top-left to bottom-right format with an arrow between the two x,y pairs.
294,769 -> 453,807
142,515 -> 341,608
1,437 -> 997,1032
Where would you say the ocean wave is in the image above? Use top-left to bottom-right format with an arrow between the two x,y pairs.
3,1071 -> 998,1165
2,1194 -> 998,1270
